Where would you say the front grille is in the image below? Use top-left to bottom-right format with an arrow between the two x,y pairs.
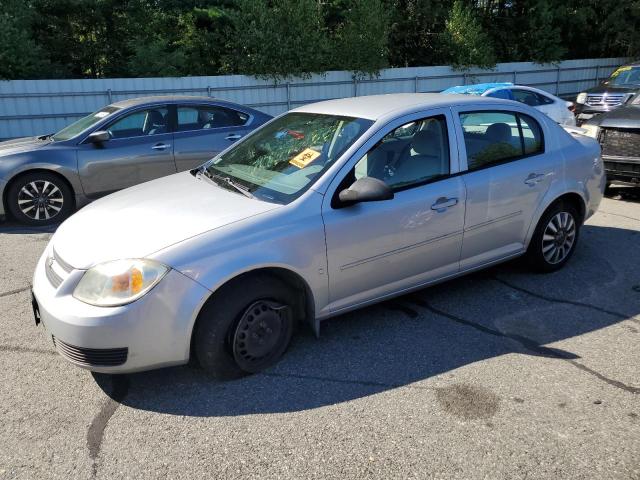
600,128 -> 640,158
604,160 -> 640,176
52,336 -> 128,367
45,249 -> 74,288
586,93 -> 626,107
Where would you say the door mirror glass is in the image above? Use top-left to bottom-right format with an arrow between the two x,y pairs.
338,177 -> 394,204
87,130 -> 110,144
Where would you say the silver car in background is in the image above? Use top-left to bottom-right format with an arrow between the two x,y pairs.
32,94 -> 604,378
0,96 -> 271,225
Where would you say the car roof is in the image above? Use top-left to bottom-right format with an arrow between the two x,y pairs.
292,93 -> 519,121
441,82 -> 514,95
110,95 -> 256,111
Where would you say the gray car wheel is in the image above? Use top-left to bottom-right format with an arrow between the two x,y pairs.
7,172 -> 73,226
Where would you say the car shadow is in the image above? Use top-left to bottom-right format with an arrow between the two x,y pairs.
93,222 -> 640,416
0,219 -> 59,234
605,184 -> 640,203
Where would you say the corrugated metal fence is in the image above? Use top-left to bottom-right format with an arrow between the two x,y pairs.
0,57 -> 628,139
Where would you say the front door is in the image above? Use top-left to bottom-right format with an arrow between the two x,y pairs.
77,106 -> 176,198
453,108 -> 556,269
322,111 -> 466,313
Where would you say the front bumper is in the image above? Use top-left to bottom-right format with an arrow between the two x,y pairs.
603,156 -> 640,184
32,246 -> 211,373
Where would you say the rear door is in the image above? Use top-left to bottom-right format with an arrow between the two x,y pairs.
172,104 -> 254,171
77,105 -> 176,198
451,108 -> 557,269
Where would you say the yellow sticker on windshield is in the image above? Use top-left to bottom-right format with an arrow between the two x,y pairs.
289,148 -> 320,168
611,66 -> 632,77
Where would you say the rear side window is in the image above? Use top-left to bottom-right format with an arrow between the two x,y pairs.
459,111 -> 544,171
511,89 -> 554,106
177,105 -> 249,132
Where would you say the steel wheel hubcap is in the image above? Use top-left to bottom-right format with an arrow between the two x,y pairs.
542,211 -> 576,264
17,180 -> 63,220
232,300 -> 288,370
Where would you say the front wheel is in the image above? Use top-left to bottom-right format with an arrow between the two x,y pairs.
193,274 -> 296,379
7,172 -> 74,226
524,202 -> 581,273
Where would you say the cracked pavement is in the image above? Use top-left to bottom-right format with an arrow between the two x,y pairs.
0,192 -> 639,479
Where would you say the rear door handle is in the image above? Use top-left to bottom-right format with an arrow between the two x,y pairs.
151,143 -> 171,150
225,134 -> 243,141
431,197 -> 458,212
524,173 -> 545,186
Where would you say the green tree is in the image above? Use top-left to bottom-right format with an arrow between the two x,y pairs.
442,0 -> 496,70
329,0 -> 390,76
0,0 -> 50,80
232,0 -> 328,81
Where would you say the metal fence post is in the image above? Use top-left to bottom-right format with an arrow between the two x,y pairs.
286,83 -> 291,110
106,89 -> 112,103
462,73 -> 467,85
353,77 -> 358,97
207,86 -> 212,97
556,66 -> 561,95
415,76 -> 419,93
595,65 -> 600,84
513,71 -> 517,84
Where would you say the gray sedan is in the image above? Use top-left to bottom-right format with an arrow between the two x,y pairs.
0,96 -> 272,225
32,94 -> 605,378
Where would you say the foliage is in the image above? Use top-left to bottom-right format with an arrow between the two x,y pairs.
0,0 -> 49,80
443,0 -> 496,70
1,0 -> 638,81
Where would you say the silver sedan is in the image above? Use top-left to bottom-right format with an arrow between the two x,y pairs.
0,96 -> 271,225
31,93 -> 605,377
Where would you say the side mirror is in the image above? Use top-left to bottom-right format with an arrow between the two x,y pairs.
338,177 -> 394,204
87,130 -> 110,145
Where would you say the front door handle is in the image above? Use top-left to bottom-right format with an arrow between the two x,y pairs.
524,173 -> 545,186
225,134 -> 243,141
431,197 -> 458,212
151,143 -> 171,150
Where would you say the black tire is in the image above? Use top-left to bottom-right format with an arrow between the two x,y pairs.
193,274 -> 297,379
7,171 -> 74,226
524,201 -> 581,273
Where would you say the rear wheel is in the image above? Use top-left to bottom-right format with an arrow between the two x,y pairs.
525,202 -> 580,273
7,172 -> 73,226
193,274 -> 296,379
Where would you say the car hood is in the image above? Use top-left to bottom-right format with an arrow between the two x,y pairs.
587,105 -> 640,128
52,171 -> 281,269
585,85 -> 639,95
0,136 -> 50,157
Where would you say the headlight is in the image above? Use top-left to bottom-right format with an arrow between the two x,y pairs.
576,92 -> 587,104
581,123 -> 599,138
73,259 -> 169,307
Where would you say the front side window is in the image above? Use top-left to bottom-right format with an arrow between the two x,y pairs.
354,115 -> 450,190
52,106 -> 121,141
204,112 -> 373,203
106,107 -> 169,139
177,105 -> 249,131
460,111 -> 544,170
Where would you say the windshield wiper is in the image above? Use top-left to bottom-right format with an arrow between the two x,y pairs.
196,168 -> 255,199
37,133 -> 54,141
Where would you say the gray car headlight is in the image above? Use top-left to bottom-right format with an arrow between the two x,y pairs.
73,259 -> 169,307
576,92 -> 587,105
581,123 -> 599,138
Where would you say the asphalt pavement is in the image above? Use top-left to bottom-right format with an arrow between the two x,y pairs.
0,188 -> 639,479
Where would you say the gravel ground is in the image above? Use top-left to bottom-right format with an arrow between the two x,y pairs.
0,189 -> 639,480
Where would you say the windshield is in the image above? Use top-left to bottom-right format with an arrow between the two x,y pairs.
606,66 -> 640,87
204,112 -> 373,204
52,106 -> 121,141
